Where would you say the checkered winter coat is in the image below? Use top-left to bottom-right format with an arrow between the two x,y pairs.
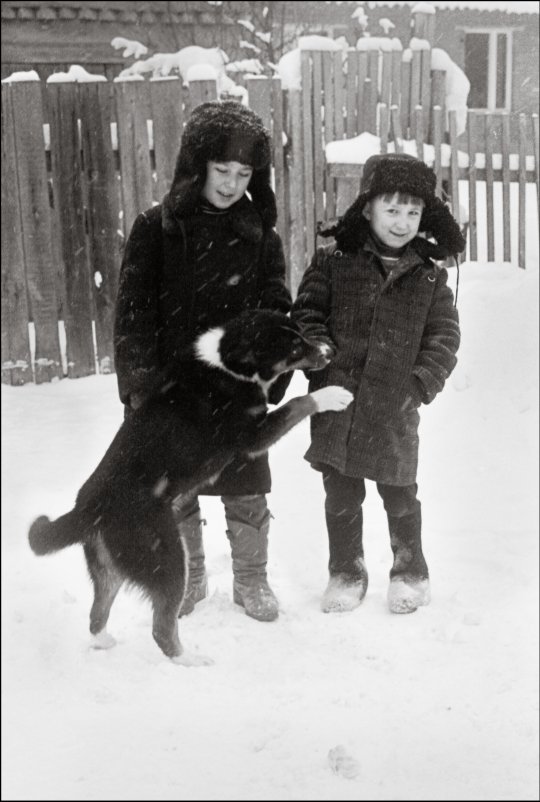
292,238 -> 461,486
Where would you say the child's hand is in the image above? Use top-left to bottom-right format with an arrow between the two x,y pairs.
311,386 -> 353,413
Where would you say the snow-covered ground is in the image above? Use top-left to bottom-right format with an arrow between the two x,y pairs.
2,259 -> 538,801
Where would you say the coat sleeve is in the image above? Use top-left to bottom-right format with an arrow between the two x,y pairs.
113,211 -> 163,406
291,249 -> 336,354
257,230 -> 294,404
412,266 -> 461,404
257,230 -> 292,314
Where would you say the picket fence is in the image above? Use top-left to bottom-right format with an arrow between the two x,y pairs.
2,55 -> 539,386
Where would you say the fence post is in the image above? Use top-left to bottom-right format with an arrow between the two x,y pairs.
1,83 -> 32,385
8,80 -> 62,383
79,80 -> 122,374
48,81 -> 95,379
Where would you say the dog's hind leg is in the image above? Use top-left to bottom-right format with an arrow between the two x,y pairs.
148,514 -> 213,665
84,536 -> 123,649
151,591 -> 212,666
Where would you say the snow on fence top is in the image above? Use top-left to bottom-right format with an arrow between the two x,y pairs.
325,130 -> 537,172
361,1 -> 538,12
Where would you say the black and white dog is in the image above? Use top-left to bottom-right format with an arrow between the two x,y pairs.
29,310 -> 352,664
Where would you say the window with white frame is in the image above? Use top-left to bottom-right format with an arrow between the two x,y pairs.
464,29 -> 513,111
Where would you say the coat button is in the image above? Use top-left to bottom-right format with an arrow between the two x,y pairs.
334,250 -> 343,258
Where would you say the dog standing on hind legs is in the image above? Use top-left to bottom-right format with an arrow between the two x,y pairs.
28,310 -> 353,665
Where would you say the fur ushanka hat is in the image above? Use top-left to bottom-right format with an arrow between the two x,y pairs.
162,100 -> 277,232
322,153 -> 466,260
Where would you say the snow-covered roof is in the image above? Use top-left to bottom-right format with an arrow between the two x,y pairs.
357,1 -> 539,13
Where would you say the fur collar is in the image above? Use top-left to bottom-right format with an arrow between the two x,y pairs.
162,194 -> 264,243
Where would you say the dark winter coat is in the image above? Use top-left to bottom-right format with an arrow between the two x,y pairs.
292,237 -> 460,486
114,195 -> 292,495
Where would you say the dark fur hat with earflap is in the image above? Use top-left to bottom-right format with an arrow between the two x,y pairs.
162,100 -> 277,233
322,153 -> 466,260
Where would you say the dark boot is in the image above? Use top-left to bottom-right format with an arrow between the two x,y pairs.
387,508 -> 430,614
321,508 -> 368,613
175,509 -> 208,617
226,509 -> 279,622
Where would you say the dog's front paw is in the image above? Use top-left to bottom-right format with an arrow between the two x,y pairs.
311,386 -> 354,413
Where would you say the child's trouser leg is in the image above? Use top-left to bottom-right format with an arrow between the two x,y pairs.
376,483 -> 430,613
320,467 -> 369,613
172,495 -> 208,617
222,493 -> 279,622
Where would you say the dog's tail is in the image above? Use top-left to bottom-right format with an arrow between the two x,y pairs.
28,510 -> 84,556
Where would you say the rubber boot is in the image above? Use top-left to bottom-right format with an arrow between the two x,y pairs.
387,508 -> 430,614
175,509 -> 208,617
321,508 -> 368,613
226,510 -> 279,622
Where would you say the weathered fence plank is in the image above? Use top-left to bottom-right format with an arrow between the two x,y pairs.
79,80 -> 122,374
188,78 -> 217,110
322,52 -> 336,220
501,114 -> 511,263
533,113 -> 539,217
301,52 -> 315,262
391,105 -> 404,153
467,111 -> 478,261
115,80 -> 154,236
312,52 -> 325,230
484,114 -> 495,262
346,49 -> 358,138
150,77 -> 184,204
518,114 -> 527,269
48,82 -> 95,379
1,84 -> 32,385
433,105 -> 443,198
271,77 -> 288,264
287,88 -> 306,292
356,52 -> 368,134
449,111 -> 460,225
410,50 -> 422,137
9,81 -> 62,382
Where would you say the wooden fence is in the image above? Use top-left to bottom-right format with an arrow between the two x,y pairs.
2,62 -> 539,386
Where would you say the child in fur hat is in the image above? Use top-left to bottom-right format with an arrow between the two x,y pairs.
114,101 -> 292,622
292,153 -> 465,615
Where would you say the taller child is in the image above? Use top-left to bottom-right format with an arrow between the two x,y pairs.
292,153 -> 465,615
114,101 -> 292,622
